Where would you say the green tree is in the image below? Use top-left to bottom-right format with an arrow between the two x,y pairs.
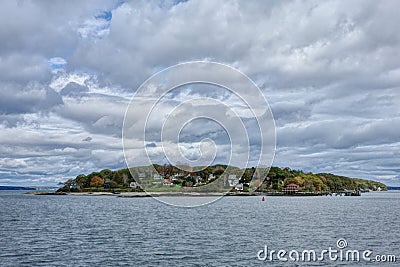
75,174 -> 88,188
113,171 -> 124,185
100,169 -> 113,180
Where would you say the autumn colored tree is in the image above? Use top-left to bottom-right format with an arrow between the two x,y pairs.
90,176 -> 104,188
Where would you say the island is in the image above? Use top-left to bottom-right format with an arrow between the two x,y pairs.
54,165 -> 386,197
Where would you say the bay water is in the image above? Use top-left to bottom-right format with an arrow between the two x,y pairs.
1,191 -> 399,266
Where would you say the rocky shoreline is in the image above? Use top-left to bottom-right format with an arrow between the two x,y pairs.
26,191 -> 260,197
26,190 -> 366,197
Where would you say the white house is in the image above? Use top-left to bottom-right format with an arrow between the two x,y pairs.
153,173 -> 162,180
163,178 -> 173,186
235,183 -> 244,191
227,174 -> 238,187
171,174 -> 180,181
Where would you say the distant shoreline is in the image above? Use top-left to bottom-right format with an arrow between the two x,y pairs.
0,185 -> 37,191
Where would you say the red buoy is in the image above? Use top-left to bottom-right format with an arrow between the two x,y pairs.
262,196 -> 265,201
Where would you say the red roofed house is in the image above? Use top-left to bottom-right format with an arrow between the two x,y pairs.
283,183 -> 300,194
163,178 -> 173,186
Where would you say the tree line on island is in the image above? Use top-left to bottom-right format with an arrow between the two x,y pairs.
57,165 -> 386,193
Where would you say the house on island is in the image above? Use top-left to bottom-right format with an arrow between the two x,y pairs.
194,176 -> 202,185
129,181 -> 138,189
153,173 -> 162,180
227,174 -> 239,187
235,183 -> 244,191
171,174 -> 180,181
163,178 -> 173,186
283,183 -> 300,194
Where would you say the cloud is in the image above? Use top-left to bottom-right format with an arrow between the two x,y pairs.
0,82 -> 63,114
0,53 -> 50,82
82,137 -> 93,142
0,0 -> 399,186
60,82 -> 89,96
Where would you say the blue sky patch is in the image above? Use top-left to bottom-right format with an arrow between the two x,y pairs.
95,11 -> 112,21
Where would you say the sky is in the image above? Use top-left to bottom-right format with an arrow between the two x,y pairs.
0,0 -> 399,186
